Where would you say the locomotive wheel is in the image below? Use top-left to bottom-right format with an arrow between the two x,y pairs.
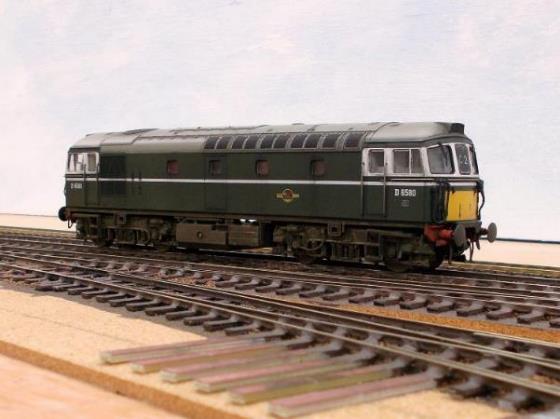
294,250 -> 318,265
424,252 -> 444,272
153,243 -> 173,253
93,238 -> 113,248
383,242 -> 410,273
384,259 -> 410,273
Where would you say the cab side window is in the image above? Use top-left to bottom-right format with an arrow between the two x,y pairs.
393,150 -> 409,173
392,149 -> 423,175
86,153 -> 98,173
368,150 -> 384,174
411,149 -> 423,173
67,152 -> 98,173
67,153 -> 84,173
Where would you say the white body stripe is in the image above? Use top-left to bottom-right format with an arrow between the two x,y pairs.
68,177 -> 478,188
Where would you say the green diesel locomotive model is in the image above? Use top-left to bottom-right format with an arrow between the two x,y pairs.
59,122 -> 497,272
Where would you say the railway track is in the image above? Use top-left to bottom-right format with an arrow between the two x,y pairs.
1,226 -> 559,279
1,252 -> 560,415
1,233 -> 560,329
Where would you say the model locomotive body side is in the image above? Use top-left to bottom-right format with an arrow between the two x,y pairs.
60,122 -> 496,271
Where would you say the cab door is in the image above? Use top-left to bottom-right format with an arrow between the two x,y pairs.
84,152 -> 100,207
362,148 -> 386,216
204,155 -> 227,211
66,151 -> 92,208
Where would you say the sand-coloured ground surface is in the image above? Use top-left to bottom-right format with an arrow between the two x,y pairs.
0,353 -> 181,418
0,282 -> 506,419
0,213 -> 70,231
475,240 -> 560,267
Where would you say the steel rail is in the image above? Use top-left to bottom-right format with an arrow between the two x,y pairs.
2,236 -> 559,292
1,253 -> 560,364
4,243 -> 558,303
2,228 -> 559,280
1,242 -> 560,328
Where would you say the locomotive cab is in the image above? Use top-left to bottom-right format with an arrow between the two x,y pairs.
362,136 -> 496,270
423,141 -> 497,257
59,149 -> 100,222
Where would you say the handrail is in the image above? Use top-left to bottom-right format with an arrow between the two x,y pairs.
382,162 -> 387,217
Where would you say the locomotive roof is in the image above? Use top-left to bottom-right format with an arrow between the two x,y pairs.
72,122 -> 467,149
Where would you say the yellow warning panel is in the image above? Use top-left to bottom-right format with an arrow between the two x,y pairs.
446,190 -> 478,221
